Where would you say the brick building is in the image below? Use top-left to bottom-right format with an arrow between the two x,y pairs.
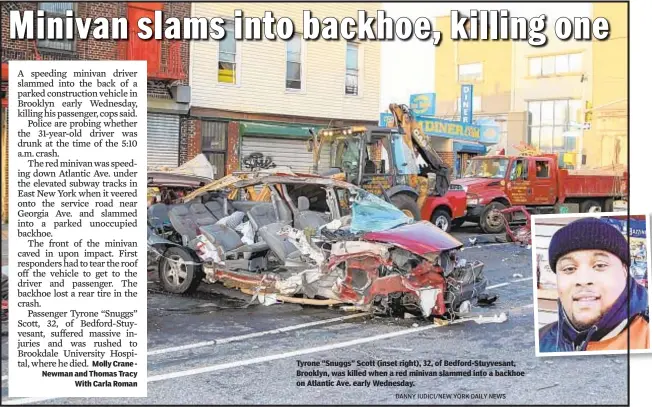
1,1 -> 192,223
186,3 -> 381,178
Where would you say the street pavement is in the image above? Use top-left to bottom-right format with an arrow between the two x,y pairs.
0,230 -> 629,405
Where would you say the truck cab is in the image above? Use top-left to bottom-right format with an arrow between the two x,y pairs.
452,154 -> 627,233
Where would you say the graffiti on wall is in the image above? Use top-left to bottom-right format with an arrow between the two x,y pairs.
242,152 -> 276,171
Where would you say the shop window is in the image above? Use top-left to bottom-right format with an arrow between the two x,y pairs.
345,42 -> 359,95
535,160 -> 550,178
527,99 -> 579,153
37,2 -> 75,52
529,53 -> 583,77
201,121 -> 228,179
457,63 -> 483,82
286,36 -> 303,90
218,20 -> 238,84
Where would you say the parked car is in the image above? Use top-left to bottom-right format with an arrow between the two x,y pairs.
147,173 -> 496,319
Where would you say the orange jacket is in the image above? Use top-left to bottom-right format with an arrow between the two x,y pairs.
586,316 -> 649,351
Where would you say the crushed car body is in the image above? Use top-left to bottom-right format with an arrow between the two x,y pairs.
147,173 -> 496,319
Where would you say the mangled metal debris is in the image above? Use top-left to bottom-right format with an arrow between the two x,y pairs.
147,173 -> 498,319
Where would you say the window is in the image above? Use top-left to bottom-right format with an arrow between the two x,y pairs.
286,36 -> 303,90
335,188 -> 352,217
201,121 -> 228,179
37,2 -> 75,52
457,63 -> 483,82
510,159 -> 528,181
535,160 -> 550,178
529,53 -> 582,76
345,42 -> 359,95
527,99 -> 581,154
457,96 -> 482,112
218,20 -> 237,84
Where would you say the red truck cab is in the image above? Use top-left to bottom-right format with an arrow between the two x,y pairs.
451,154 -> 627,233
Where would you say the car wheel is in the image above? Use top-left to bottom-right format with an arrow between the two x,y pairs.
580,200 -> 602,213
431,209 -> 452,233
158,246 -> 203,294
390,194 -> 421,221
480,202 -> 507,234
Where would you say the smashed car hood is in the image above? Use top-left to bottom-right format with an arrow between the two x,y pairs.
363,221 -> 463,255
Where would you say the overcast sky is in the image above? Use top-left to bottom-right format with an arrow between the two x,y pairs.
378,2 -> 592,113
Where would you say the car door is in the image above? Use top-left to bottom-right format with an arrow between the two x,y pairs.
531,158 -> 556,205
506,158 -> 531,205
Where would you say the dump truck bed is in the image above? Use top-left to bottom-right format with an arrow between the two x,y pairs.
559,169 -> 627,198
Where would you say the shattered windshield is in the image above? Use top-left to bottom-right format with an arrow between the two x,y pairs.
349,190 -> 413,233
463,158 -> 509,179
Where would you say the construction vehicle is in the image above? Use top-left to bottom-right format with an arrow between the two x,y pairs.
307,104 -> 466,231
452,143 -> 628,233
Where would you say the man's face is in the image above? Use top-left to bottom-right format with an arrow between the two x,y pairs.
556,250 -> 627,330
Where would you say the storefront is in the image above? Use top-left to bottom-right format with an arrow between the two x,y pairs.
147,112 -> 181,168
379,113 -> 500,178
239,122 -> 330,174
454,142 -> 487,177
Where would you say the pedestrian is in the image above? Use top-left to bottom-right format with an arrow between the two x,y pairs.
539,217 -> 650,353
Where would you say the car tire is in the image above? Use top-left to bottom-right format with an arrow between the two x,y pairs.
158,246 -> 203,294
480,202 -> 507,234
580,199 -> 603,213
431,209 -> 452,233
390,194 -> 421,221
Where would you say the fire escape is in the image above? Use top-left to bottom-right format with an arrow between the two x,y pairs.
116,32 -> 186,81
116,2 -> 186,82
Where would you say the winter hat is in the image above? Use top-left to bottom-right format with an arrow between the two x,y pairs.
548,217 -> 630,273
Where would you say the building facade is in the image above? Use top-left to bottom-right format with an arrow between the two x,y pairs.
432,14 -> 515,177
433,3 -> 627,172
186,2 -> 381,177
589,3 -> 627,169
0,1 -> 192,223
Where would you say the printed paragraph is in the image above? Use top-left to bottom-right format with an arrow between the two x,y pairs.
8,61 -> 148,398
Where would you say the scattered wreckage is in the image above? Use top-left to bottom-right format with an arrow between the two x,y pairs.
147,173 -> 497,319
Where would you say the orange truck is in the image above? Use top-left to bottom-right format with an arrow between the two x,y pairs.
450,153 -> 627,233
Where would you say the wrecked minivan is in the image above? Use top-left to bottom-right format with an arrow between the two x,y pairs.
147,174 -> 495,319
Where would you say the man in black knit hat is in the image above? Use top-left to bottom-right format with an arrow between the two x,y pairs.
539,217 -> 649,353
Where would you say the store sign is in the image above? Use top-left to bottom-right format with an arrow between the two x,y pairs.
479,125 -> 501,144
602,217 -> 648,285
409,93 -> 436,116
378,114 -> 499,145
460,84 -> 473,124
379,112 -> 395,127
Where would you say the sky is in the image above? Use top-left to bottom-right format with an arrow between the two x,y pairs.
378,2 -> 592,113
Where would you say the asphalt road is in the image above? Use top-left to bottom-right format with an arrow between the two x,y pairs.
0,234 -> 629,405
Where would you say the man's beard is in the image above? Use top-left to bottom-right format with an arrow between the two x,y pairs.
568,311 -> 602,331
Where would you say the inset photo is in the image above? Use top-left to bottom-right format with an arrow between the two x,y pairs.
532,213 -> 651,356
